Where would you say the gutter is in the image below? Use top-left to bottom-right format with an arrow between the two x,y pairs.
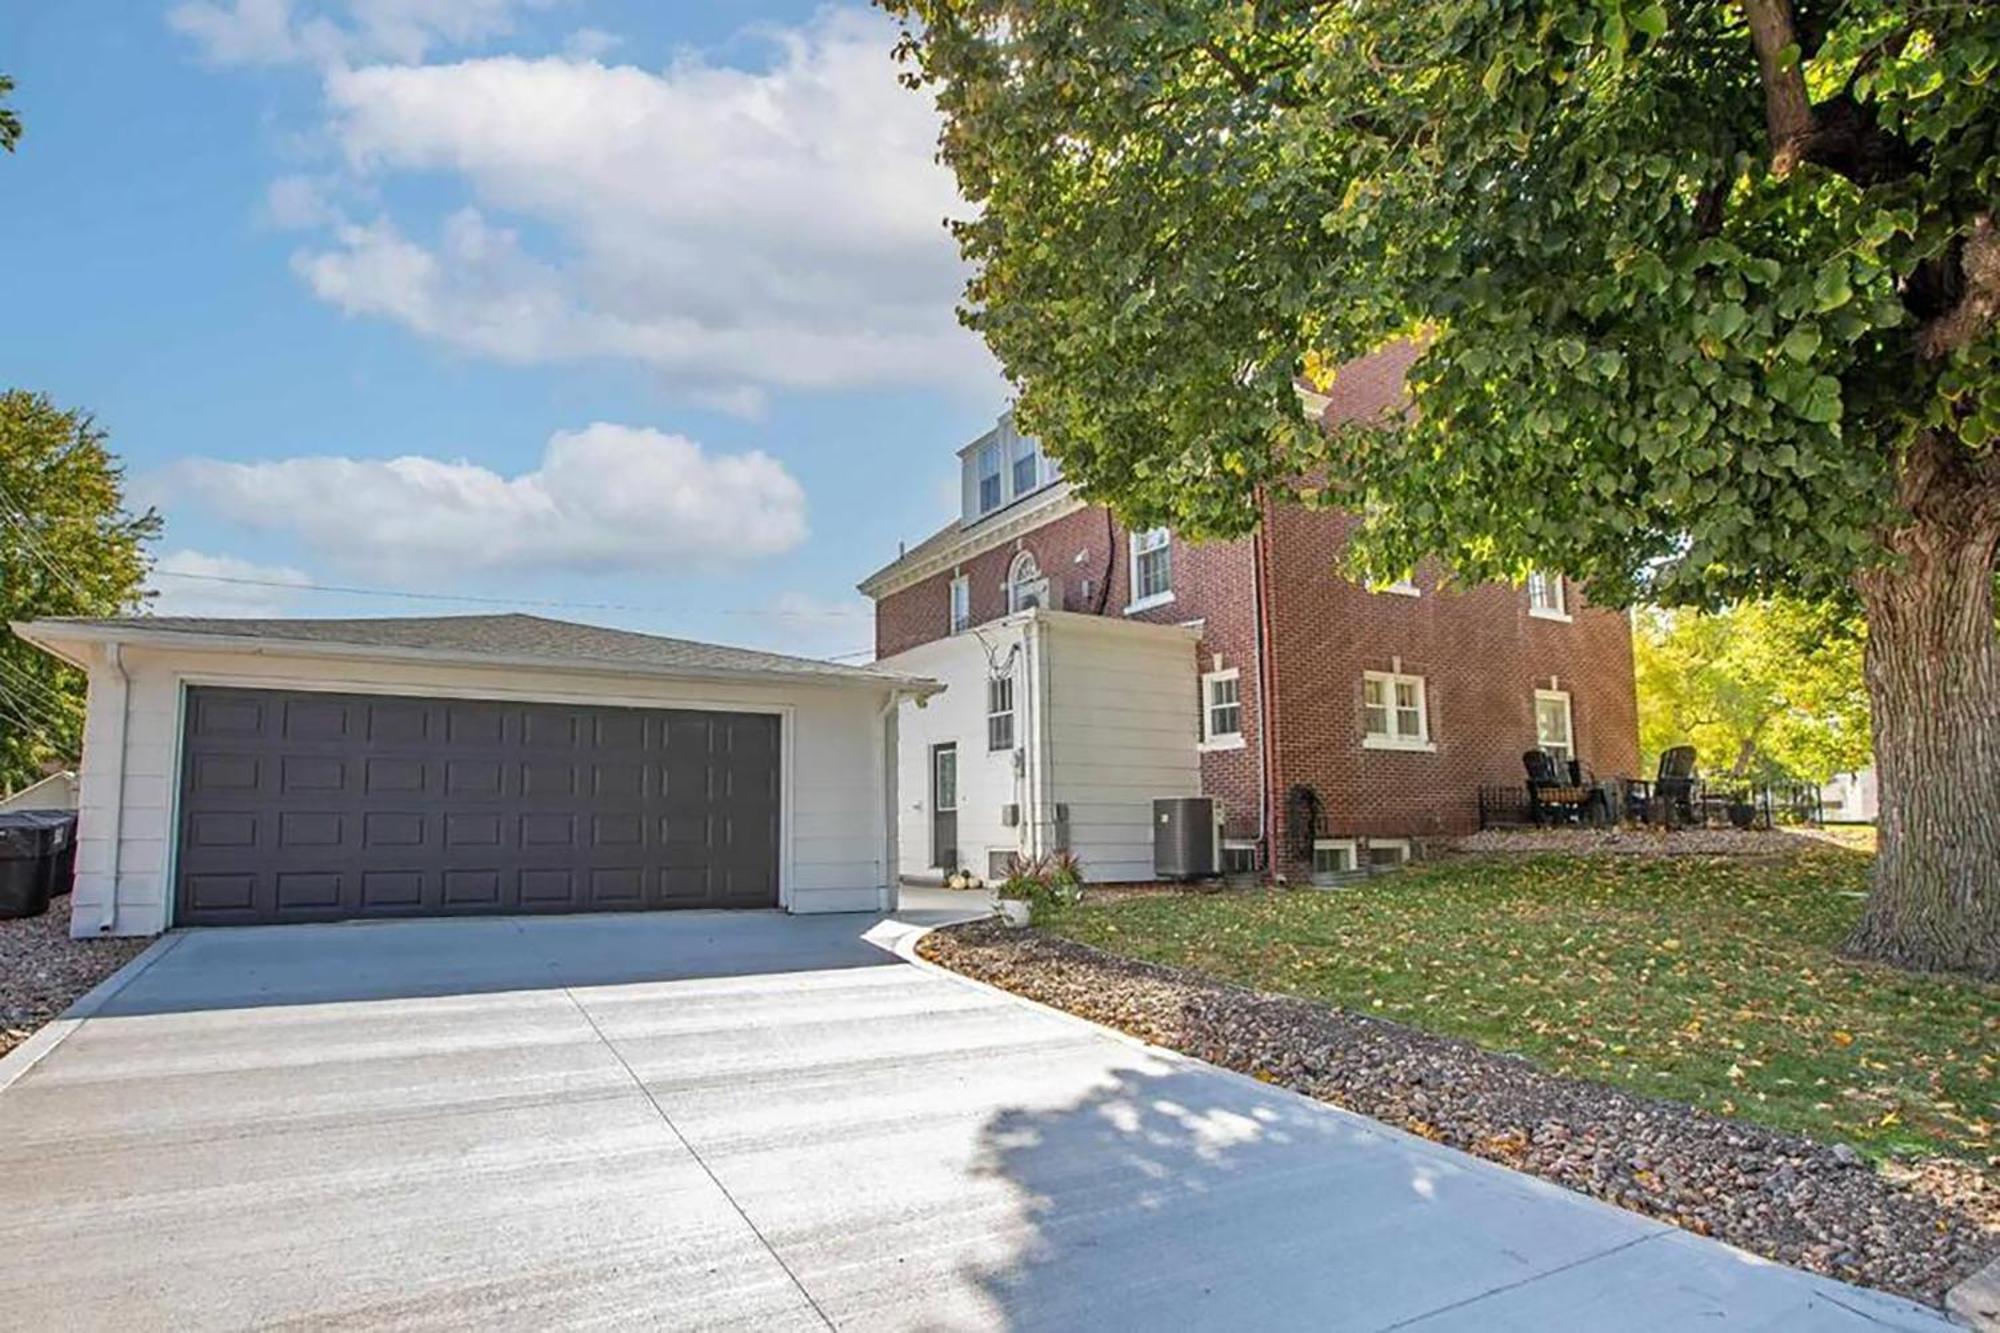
98,642 -> 129,934
10,622 -> 941,701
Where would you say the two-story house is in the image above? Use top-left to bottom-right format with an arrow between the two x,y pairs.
859,343 -> 1640,885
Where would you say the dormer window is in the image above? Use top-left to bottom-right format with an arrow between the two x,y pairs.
976,442 -> 1003,514
1010,433 -> 1040,496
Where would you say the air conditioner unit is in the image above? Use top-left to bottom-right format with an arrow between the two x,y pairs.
1154,797 -> 1218,880
1001,803 -> 1021,827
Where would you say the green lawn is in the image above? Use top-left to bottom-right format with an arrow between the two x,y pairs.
1042,849 -> 1997,1165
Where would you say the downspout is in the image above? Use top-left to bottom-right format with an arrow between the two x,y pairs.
1252,496 -> 1281,877
97,642 -> 129,933
1033,614 -> 1056,859
879,689 -> 905,913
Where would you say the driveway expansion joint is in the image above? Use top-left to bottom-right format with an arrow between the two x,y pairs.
1371,1231 -> 1668,1331
553,980 -> 837,1331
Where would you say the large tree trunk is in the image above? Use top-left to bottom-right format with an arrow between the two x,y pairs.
1845,435 -> 2000,979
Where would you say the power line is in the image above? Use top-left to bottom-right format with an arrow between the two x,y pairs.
0,655 -> 82,719
0,489 -> 95,607
0,687 -> 72,757
147,568 -> 878,619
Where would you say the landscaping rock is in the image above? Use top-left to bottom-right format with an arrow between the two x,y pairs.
0,904 -> 147,1059
919,919 -> 1997,1309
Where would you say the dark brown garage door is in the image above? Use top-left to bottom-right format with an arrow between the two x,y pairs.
174,686 -> 781,926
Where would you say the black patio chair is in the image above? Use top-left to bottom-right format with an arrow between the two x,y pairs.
1524,750 -> 1589,826
1644,745 -> 1699,828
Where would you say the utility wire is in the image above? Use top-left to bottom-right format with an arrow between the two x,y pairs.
147,568 -> 877,619
0,688 -> 70,756
0,655 -> 82,719
0,493 -> 95,607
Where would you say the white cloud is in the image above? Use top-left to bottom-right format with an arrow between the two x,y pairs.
146,551 -> 314,617
263,174 -> 340,229
157,423 -> 808,580
169,0 -> 562,67
561,27 -> 618,61
281,9 -> 993,404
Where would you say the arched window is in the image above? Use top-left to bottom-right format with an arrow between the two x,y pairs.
1008,550 -> 1046,612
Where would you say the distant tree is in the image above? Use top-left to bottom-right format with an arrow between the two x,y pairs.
1636,599 -> 1870,785
886,1 -> 2000,977
0,393 -> 159,793
1,75 -> 20,153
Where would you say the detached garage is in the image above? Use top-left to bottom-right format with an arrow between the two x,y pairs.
10,614 -> 938,937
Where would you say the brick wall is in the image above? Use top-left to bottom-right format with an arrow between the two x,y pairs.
1262,505 -> 1640,875
871,336 -> 1639,880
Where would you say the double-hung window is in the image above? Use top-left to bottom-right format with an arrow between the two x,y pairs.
949,574 -> 971,633
1535,689 -> 1574,762
1362,671 -> 1430,750
1201,669 -> 1243,749
1129,527 -> 1172,608
987,674 -> 1015,751
976,442 -> 1003,514
1010,433 -> 1040,497
1527,570 -> 1569,619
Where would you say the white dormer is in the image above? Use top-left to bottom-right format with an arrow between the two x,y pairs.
960,412 -> 1060,526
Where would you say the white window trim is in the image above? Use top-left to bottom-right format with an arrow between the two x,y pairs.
1007,550 -> 1046,614
1126,527 -> 1174,613
987,674 -> 1016,752
1361,670 -> 1435,752
975,442 -> 1003,516
1365,838 -> 1412,866
1527,570 -> 1572,621
1534,688 -> 1574,760
948,574 -> 971,634
1311,838 -> 1358,879
1220,839 -> 1259,875
1199,668 -> 1245,752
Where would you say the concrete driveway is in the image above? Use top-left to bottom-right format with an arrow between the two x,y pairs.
0,902 -> 1948,1331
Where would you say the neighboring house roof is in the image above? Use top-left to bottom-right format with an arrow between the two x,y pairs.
11,613 -> 938,694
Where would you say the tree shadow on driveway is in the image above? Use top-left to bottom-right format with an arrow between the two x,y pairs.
957,1061 -> 1689,1332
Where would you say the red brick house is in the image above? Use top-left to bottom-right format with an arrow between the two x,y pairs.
860,345 -> 1639,883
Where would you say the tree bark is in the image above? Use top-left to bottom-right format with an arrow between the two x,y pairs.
1846,435 -> 2000,979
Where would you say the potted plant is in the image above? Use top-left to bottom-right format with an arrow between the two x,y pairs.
992,852 -> 1085,927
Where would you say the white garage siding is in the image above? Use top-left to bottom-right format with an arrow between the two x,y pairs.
883,610 -> 1201,884
59,641 -> 905,937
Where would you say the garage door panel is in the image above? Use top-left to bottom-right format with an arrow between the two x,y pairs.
176,687 -> 781,926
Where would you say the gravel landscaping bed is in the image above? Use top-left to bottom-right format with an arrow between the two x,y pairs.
1451,826 -> 1848,857
919,919 -> 1997,1308
1,904 -> 147,1059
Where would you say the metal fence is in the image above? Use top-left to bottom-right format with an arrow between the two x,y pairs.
1478,777 -> 1824,832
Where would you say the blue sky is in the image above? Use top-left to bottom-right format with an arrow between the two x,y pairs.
1,2 -> 1003,661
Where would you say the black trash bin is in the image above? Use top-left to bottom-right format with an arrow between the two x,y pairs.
16,811 -> 78,899
0,812 -> 59,920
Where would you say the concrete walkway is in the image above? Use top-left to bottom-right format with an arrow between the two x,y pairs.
0,903 -> 1948,1330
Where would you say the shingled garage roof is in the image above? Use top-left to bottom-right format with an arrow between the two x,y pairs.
15,613 -> 930,690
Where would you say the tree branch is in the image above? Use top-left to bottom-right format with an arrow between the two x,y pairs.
1918,215 -> 2000,360
1739,0 -> 1815,176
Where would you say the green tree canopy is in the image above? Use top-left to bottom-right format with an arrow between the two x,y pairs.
0,392 -> 159,793
0,75 -> 20,154
1635,598 -> 1870,785
887,0 -> 2000,976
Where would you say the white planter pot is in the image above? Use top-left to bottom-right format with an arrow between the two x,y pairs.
996,899 -> 1033,928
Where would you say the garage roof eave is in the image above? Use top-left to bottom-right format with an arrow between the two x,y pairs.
10,619 -> 942,700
